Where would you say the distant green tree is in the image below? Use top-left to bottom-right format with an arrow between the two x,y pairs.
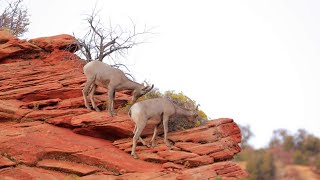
283,135 -> 295,151
293,150 -> 308,165
270,128 -> 320,167
0,0 -> 30,37
300,134 -> 320,156
294,129 -> 307,148
246,150 -> 276,180
260,151 -> 276,179
315,155 -> 320,172
269,129 -> 289,148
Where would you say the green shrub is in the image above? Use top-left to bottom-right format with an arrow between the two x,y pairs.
293,150 -> 308,165
300,134 -> 320,156
198,110 -> 208,120
315,155 -> 320,172
234,150 -> 251,161
283,135 -> 295,151
246,150 -> 276,180
164,90 -> 207,131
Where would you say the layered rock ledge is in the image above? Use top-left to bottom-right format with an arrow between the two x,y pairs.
0,31 -> 248,179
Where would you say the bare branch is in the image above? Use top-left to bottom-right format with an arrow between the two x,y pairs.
74,8 -> 153,64
124,72 -> 135,81
0,0 -> 30,37
111,63 -> 130,72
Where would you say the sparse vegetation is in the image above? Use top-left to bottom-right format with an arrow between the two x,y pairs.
270,129 -> 320,167
293,150 -> 308,165
246,150 -> 276,180
0,0 -> 30,37
315,155 -> 320,172
238,127 -> 320,178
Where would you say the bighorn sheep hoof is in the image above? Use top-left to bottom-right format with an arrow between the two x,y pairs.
86,107 -> 92,110
94,107 -> 100,112
151,142 -> 157,147
146,144 -> 151,148
165,142 -> 172,148
132,154 -> 139,159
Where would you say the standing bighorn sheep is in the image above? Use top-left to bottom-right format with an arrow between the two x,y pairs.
129,97 -> 199,159
82,61 -> 154,116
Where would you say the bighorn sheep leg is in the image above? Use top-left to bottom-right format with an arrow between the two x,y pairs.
133,125 -> 150,147
151,125 -> 158,147
82,76 -> 95,110
162,116 -> 171,147
107,87 -> 116,116
131,121 -> 147,159
89,84 -> 100,112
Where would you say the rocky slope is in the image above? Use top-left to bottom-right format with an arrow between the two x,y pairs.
0,31 -> 248,179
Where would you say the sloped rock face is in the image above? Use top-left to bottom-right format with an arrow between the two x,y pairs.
0,31 -> 42,60
0,32 -> 248,179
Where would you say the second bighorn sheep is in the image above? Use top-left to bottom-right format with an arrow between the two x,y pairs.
82,61 -> 154,116
129,97 -> 199,159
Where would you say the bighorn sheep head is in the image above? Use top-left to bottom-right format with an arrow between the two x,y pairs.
132,83 -> 154,103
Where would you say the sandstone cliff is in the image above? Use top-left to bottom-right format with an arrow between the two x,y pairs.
0,31 -> 248,179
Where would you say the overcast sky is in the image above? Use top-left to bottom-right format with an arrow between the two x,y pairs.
2,0 -> 319,148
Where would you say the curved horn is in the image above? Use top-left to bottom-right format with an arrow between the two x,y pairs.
195,104 -> 200,111
143,81 -> 147,87
141,80 -> 149,90
144,80 -> 148,85
142,85 -> 148,90
145,84 -> 154,93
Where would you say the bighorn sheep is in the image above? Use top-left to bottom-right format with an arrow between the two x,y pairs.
82,61 -> 154,116
129,97 -> 199,159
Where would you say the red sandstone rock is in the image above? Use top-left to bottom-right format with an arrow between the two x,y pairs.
185,155 -> 214,168
175,142 -> 223,155
0,31 -> 42,60
0,165 -> 68,180
0,33 -> 248,179
0,121 -> 162,174
158,150 -> 199,162
162,162 -> 184,170
138,152 -> 168,163
0,155 -> 16,168
177,162 -> 249,180
29,34 -> 78,52
37,159 -> 100,176
0,99 -> 31,121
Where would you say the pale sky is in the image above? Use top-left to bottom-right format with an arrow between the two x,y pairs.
2,0 -> 320,148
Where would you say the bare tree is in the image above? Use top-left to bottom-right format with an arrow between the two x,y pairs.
74,9 -> 152,65
0,0 -> 30,37
239,124 -> 254,148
